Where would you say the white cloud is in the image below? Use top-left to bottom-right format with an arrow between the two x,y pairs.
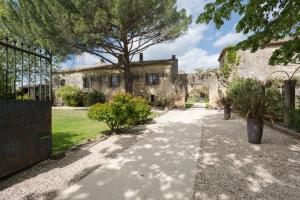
141,24 -> 208,61
179,48 -> 219,72
139,23 -> 220,73
213,32 -> 245,47
177,0 -> 212,16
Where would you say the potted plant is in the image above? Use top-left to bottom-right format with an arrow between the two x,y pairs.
216,95 -> 232,120
227,78 -> 267,144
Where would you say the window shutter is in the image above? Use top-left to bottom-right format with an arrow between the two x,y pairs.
156,73 -> 160,85
145,73 -> 148,85
117,75 -> 121,86
110,75 -> 112,87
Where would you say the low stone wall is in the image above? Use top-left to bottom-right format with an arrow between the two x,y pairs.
0,100 -> 52,178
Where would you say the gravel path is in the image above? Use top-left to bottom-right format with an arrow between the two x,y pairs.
0,127 -> 147,200
193,113 -> 300,200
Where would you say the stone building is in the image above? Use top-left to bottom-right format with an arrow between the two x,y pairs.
53,54 -> 186,108
218,41 -> 300,81
217,40 -> 300,104
185,73 -> 220,107
184,41 -> 300,108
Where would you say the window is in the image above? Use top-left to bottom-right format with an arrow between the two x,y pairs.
111,75 -> 119,87
60,79 -> 65,87
147,73 -> 159,85
150,95 -> 155,102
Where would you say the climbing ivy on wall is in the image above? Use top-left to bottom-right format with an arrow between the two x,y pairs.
222,47 -> 240,79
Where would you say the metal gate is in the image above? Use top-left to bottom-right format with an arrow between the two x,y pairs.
0,37 -> 52,178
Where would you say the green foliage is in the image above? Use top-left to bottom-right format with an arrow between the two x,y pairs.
84,91 -> 106,107
197,0 -> 300,65
88,103 -> 121,131
57,85 -> 83,107
227,78 -> 267,120
222,47 -> 239,79
222,64 -> 231,79
130,97 -> 152,124
216,95 -> 232,108
153,98 -> 168,108
1,0 -> 191,63
88,93 -> 151,131
265,82 -> 284,121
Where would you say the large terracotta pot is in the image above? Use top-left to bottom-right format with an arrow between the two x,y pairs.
247,118 -> 264,144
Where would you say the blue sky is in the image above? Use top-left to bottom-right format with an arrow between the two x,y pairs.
66,0 -> 245,73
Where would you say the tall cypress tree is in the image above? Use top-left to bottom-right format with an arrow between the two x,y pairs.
1,0 -> 192,93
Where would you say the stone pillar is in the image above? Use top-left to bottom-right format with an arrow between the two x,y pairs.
283,80 -> 296,127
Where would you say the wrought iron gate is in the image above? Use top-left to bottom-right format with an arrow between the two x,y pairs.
0,37 -> 53,178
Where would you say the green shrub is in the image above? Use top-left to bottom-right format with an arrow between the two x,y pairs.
88,93 -> 152,131
84,91 -> 106,107
265,84 -> 283,121
227,78 -> 266,120
88,103 -> 122,130
131,97 -> 152,124
154,98 -> 168,108
57,85 -> 83,107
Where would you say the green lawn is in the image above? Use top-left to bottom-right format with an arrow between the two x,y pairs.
52,109 -> 164,153
52,109 -> 109,153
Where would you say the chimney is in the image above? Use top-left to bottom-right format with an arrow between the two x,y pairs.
139,53 -> 144,62
172,55 -> 176,60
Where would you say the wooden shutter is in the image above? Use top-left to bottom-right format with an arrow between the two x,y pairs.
145,73 -> 149,85
117,75 -> 121,86
156,73 -> 160,85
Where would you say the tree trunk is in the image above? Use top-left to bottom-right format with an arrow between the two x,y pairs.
122,39 -> 133,94
123,64 -> 133,94
283,80 -> 296,127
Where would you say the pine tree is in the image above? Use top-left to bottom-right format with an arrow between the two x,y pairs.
1,0 -> 192,93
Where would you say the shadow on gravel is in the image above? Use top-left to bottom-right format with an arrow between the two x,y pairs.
0,125 -> 148,199
194,113 -> 300,200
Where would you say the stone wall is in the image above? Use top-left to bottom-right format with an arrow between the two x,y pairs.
186,73 -> 222,108
219,44 -> 300,99
53,60 -> 186,108
236,45 -> 300,80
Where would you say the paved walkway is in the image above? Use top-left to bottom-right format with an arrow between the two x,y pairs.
56,107 -> 210,200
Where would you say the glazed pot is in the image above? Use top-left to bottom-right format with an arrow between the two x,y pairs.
223,104 -> 231,120
247,118 -> 264,144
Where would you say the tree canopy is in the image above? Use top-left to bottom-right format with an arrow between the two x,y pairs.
197,0 -> 300,65
0,0 -> 191,92
1,0 -> 191,64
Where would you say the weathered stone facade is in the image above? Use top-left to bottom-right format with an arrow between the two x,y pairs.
186,73 -> 220,107
219,42 -> 300,81
219,42 -> 300,97
53,55 -> 186,108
